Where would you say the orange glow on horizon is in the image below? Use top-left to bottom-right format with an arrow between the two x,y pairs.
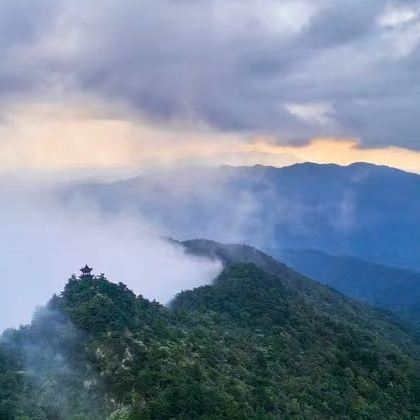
242,137 -> 420,174
0,101 -> 419,177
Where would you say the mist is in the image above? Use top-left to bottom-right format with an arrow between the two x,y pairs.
0,178 -> 222,332
1,306 -> 111,418
0,162 -> 363,333
59,164 -> 369,267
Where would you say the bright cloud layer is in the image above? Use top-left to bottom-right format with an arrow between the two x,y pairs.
1,100 -> 419,177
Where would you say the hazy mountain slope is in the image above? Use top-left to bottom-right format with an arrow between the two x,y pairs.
280,248 -> 420,330
61,163 -> 420,271
1,241 -> 420,418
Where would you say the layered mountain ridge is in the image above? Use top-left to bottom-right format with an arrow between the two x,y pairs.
280,248 -> 420,331
62,162 -> 420,271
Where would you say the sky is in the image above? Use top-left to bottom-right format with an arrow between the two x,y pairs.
0,0 -> 420,176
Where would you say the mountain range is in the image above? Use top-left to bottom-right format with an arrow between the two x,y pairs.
58,162 -> 420,330
280,248 -> 420,331
63,162 -> 420,271
1,240 -> 420,419
7,162 -> 415,418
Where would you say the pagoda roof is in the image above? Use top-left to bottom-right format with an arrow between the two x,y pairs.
80,264 -> 93,274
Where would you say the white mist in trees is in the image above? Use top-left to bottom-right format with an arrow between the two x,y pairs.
1,306 -> 112,418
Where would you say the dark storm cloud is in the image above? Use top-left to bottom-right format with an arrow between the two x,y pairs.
0,0 -> 59,94
1,0 -> 420,149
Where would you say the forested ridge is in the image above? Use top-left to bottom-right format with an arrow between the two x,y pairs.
1,242 -> 420,419
279,248 -> 420,331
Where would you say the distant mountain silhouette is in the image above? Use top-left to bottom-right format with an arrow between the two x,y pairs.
280,248 -> 420,330
62,162 -> 420,270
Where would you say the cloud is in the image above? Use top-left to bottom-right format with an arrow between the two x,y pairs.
377,4 -> 420,57
378,5 -> 419,27
285,102 -> 336,127
0,0 -> 419,151
0,99 -> 250,179
0,100 -> 419,178
0,181 -> 222,332
215,0 -> 317,36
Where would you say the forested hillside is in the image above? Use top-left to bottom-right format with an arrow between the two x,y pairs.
1,242 -> 420,419
280,249 -> 420,331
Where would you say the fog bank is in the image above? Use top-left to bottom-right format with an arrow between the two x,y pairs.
0,181 -> 222,332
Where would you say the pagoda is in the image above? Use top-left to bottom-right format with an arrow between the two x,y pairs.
80,264 -> 93,279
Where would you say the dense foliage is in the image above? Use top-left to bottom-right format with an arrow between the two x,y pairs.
1,243 -> 420,419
